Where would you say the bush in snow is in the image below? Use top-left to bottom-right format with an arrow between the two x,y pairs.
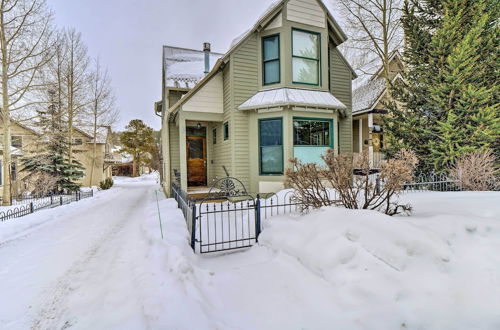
21,171 -> 58,196
449,149 -> 498,191
286,149 -> 418,215
99,178 -> 114,190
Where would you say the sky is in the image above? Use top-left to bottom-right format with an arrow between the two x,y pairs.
46,0 -> 277,131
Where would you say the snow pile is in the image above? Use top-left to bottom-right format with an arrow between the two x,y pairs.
260,207 -> 452,273
139,193 -> 222,329
257,192 -> 500,329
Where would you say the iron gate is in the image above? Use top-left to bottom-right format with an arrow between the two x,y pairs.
197,196 -> 260,254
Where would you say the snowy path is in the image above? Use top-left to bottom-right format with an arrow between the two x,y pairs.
1,181 -> 499,330
0,179 -> 158,330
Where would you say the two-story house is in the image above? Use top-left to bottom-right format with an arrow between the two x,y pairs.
158,0 -> 356,196
0,122 -> 116,198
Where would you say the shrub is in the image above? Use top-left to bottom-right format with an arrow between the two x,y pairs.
99,178 -> 114,190
449,150 -> 498,191
22,171 -> 58,196
285,149 -> 418,216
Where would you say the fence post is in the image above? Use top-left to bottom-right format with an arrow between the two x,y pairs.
190,202 -> 196,251
255,194 -> 261,241
375,177 -> 381,194
60,196 -> 63,206
30,202 -> 34,214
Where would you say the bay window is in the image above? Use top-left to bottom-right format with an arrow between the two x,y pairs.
292,29 -> 320,85
259,118 -> 283,175
293,118 -> 332,164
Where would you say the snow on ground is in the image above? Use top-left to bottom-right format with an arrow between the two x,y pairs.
1,176 -> 499,329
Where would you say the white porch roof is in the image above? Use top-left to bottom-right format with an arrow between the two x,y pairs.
237,88 -> 347,111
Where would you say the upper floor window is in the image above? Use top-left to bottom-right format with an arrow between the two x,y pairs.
11,136 -> 22,149
292,29 -> 320,86
73,138 -> 83,145
262,34 -> 280,85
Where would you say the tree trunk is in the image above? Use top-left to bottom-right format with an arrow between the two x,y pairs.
89,111 -> 97,186
0,9 -> 11,206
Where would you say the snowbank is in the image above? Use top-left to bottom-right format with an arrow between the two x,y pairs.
139,192 -> 223,329
257,192 -> 500,329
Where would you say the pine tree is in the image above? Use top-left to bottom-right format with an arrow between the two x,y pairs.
384,0 -> 499,172
22,91 -> 84,193
120,119 -> 156,177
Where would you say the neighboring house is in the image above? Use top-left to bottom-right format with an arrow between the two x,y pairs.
0,122 -> 117,197
74,126 -> 117,187
158,0 -> 356,196
352,51 -> 404,168
0,121 -> 41,197
111,147 -> 152,177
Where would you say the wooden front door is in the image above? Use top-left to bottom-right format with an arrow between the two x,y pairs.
187,136 -> 207,186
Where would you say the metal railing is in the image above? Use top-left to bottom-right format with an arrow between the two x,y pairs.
171,182 -> 333,254
171,183 -> 196,250
0,190 -> 94,222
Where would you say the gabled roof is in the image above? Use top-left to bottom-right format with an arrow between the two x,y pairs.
78,126 -> 112,144
238,88 -> 346,111
352,51 -> 403,114
167,0 -> 354,116
163,46 -> 223,89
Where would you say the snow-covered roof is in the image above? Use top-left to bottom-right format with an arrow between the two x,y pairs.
163,46 -> 223,89
238,88 -> 346,111
352,78 -> 386,114
78,126 -> 111,144
351,51 -> 403,114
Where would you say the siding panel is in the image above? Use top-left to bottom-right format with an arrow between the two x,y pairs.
329,44 -> 353,154
287,0 -> 326,28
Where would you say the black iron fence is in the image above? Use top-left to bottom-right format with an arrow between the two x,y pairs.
171,182 -> 318,254
0,190 -> 94,222
171,172 -> 462,254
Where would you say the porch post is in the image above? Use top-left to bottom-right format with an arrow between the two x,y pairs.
358,118 -> 363,154
368,113 -> 374,167
179,116 -> 188,191
163,113 -> 172,196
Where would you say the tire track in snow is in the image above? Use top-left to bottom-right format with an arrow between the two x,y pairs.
30,184 -> 154,330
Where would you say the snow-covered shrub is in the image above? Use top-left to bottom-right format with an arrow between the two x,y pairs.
99,178 -> 114,190
449,149 -> 498,191
21,171 -> 58,196
286,149 -> 418,215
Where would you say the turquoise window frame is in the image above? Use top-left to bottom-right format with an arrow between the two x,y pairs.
293,117 -> 334,147
291,28 -> 321,86
259,117 -> 284,175
223,122 -> 229,141
262,34 -> 281,86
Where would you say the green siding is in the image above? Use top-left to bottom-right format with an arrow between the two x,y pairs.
329,44 -> 353,153
231,34 -> 259,188
169,121 -> 180,180
211,63 -> 233,181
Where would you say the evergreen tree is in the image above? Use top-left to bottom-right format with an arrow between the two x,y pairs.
22,90 -> 84,193
120,119 -> 156,177
384,0 -> 499,172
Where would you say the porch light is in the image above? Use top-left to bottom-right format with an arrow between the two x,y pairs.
196,122 -> 202,129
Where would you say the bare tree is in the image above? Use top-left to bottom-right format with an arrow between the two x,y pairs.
336,0 -> 403,83
63,28 -> 89,165
0,0 -> 55,205
87,57 -> 117,186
